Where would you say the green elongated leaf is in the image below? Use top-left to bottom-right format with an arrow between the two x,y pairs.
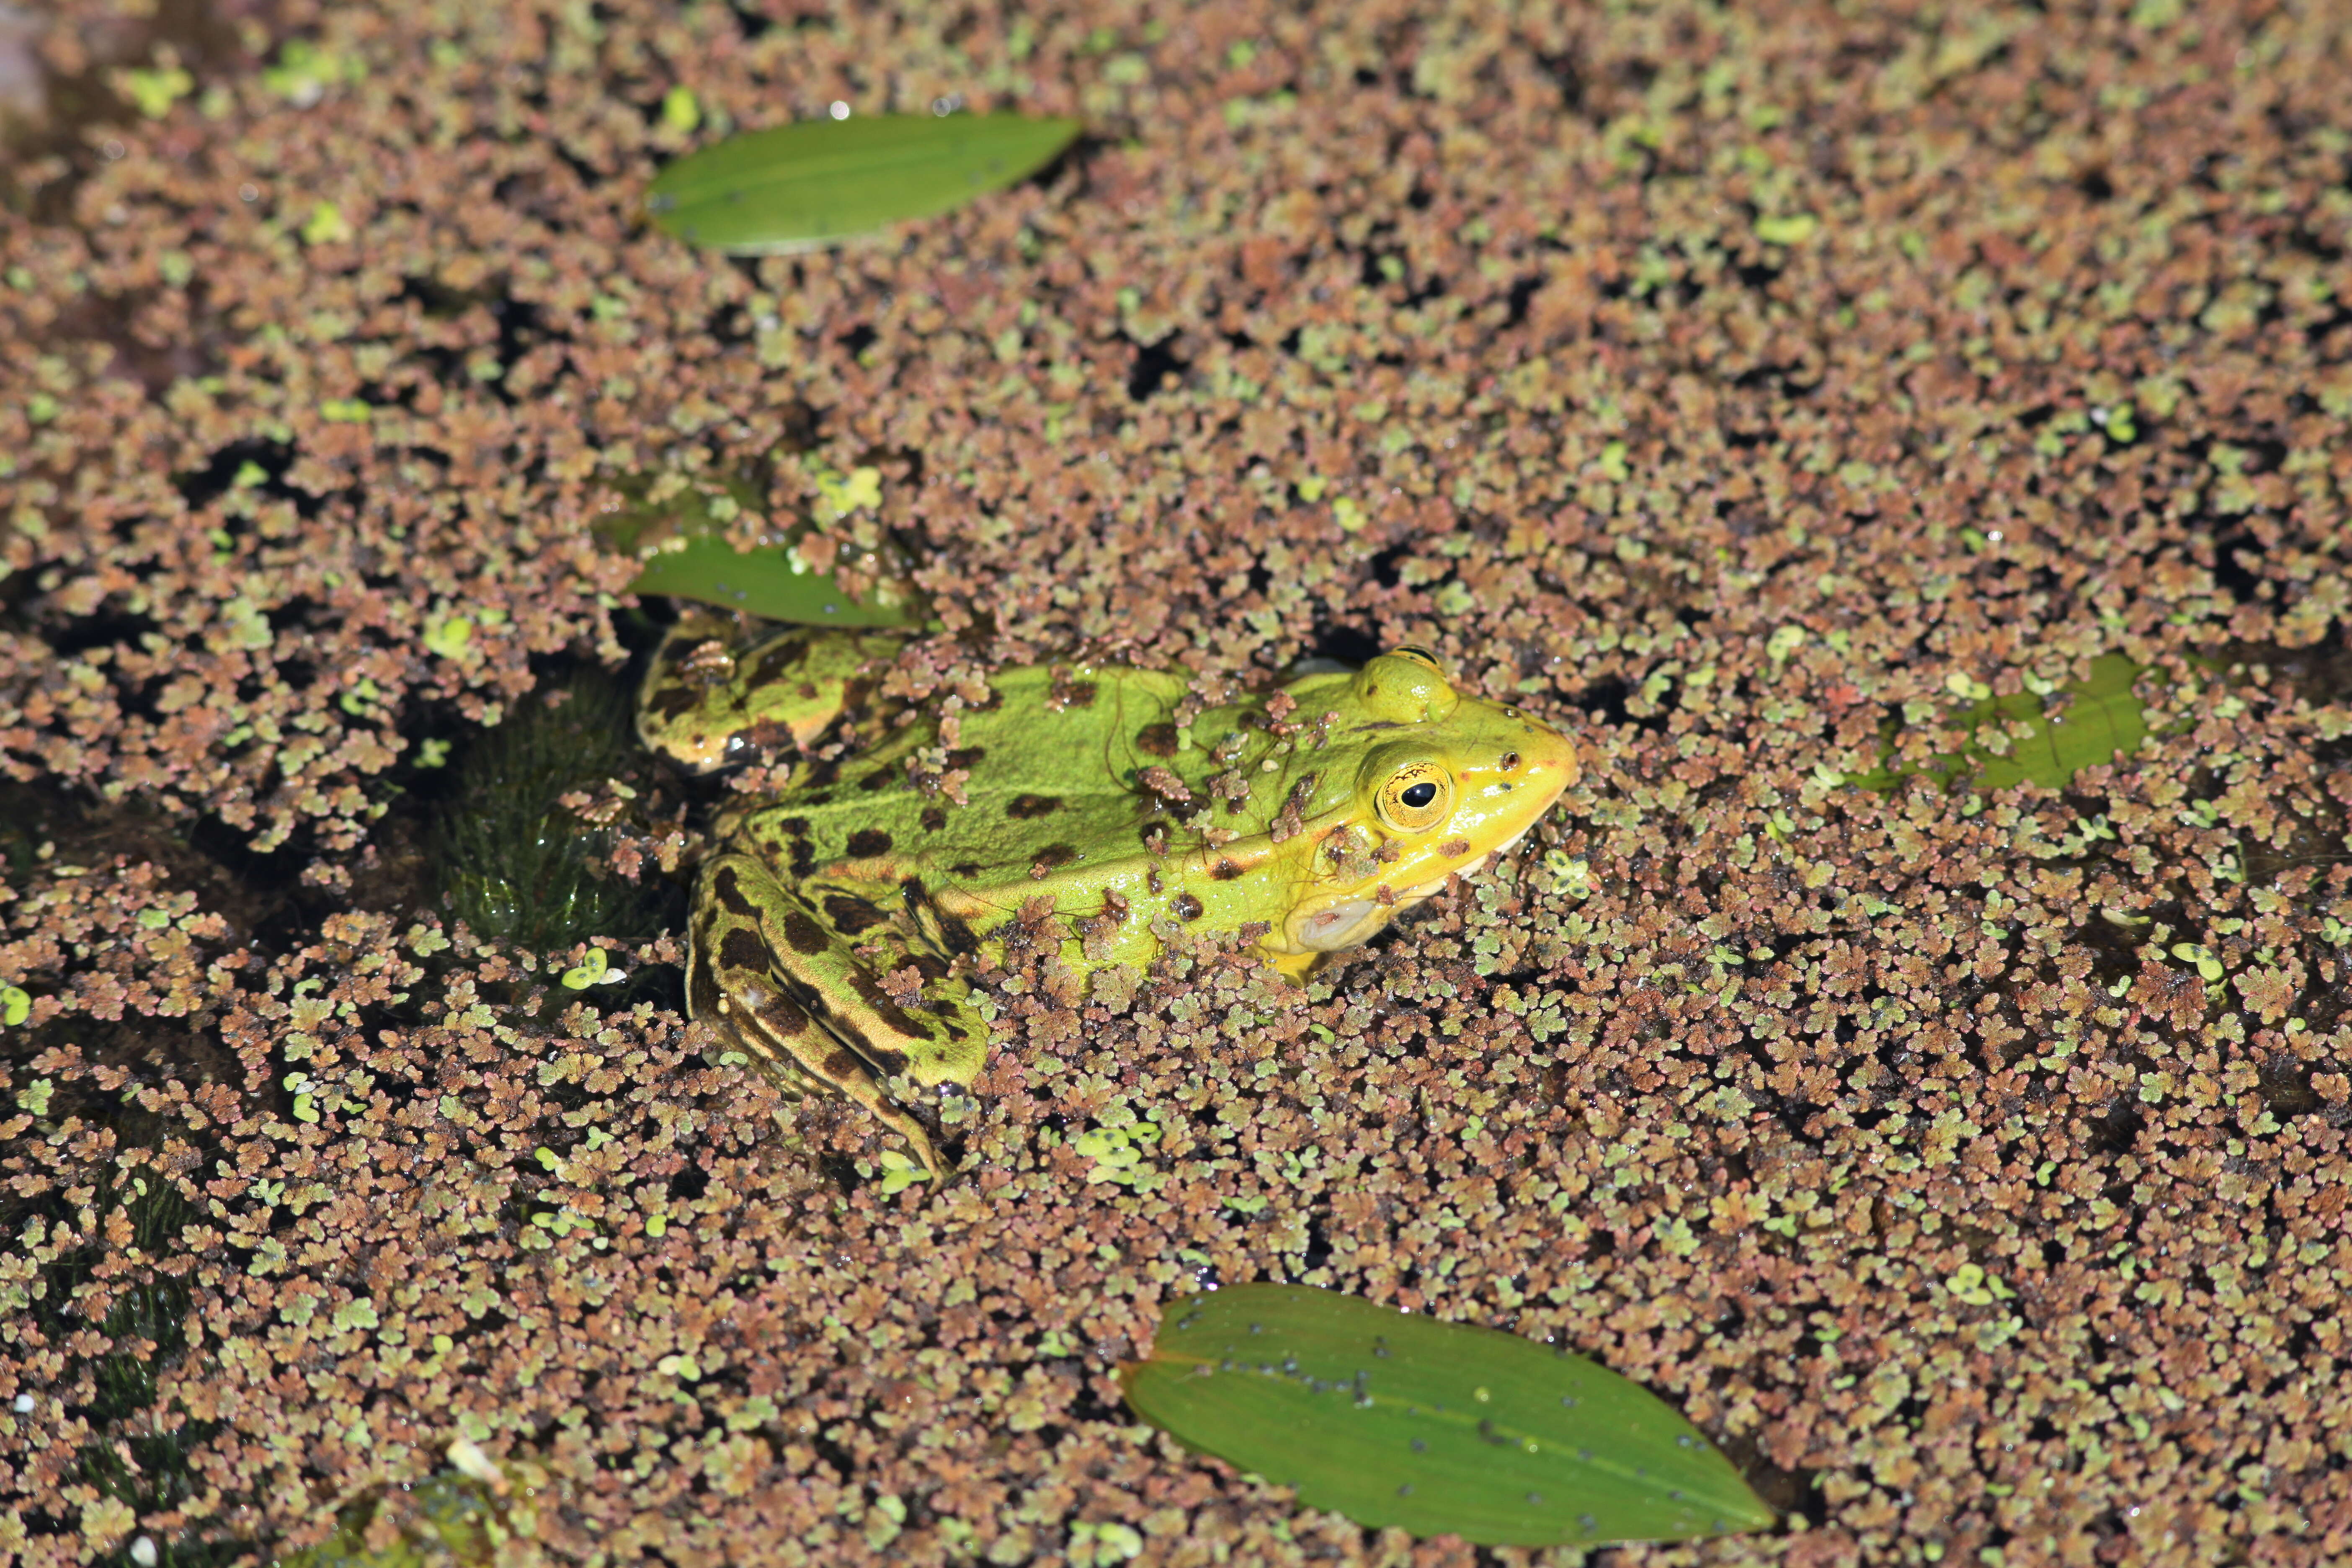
646,113 -> 1082,253
1846,653 -> 2147,793
628,535 -> 918,626
596,467 -> 922,627
1122,1284 -> 1774,1547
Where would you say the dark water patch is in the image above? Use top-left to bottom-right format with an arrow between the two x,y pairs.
1126,333 -> 1187,401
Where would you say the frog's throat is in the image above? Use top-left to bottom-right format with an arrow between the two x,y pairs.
1285,874 -> 1454,953
1283,813 -> 1560,950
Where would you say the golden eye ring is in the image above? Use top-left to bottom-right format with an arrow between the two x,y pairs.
1375,760 -> 1453,832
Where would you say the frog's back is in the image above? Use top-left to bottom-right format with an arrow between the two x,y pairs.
739,663 -> 1188,889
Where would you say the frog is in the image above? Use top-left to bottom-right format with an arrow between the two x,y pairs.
638,611 -> 1578,1176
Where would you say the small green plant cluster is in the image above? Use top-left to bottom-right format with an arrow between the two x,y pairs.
21,1161 -> 227,1568
433,668 -> 660,951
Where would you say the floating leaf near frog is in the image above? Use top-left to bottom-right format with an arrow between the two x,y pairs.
639,615 -> 1578,1175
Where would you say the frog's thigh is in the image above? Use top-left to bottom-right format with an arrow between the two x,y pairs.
690,854 -> 839,1095
735,628 -> 912,750
696,854 -> 947,1168
759,883 -> 990,1090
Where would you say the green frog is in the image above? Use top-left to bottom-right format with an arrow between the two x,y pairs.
637,615 -> 1578,1175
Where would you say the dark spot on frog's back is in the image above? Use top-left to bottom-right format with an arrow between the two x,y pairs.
1136,722 -> 1179,757
921,806 -> 947,833
1008,793 -> 1062,819
946,745 -> 986,770
1211,858 -> 1244,880
857,769 -> 895,794
769,818 -> 816,879
649,683 -> 700,720
712,866 -> 761,918
781,907 -> 831,955
1172,892 -> 1204,921
844,828 -> 893,857
1035,844 -> 1078,869
823,892 -> 890,934
937,909 -> 981,954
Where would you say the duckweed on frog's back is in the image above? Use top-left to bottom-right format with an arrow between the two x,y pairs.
639,617 -> 1578,1173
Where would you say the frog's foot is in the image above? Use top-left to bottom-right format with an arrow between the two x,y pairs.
691,852 -> 988,1179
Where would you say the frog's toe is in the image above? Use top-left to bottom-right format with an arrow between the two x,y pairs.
859,1096 -> 952,1180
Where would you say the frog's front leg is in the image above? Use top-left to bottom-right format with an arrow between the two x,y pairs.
689,851 -> 987,1176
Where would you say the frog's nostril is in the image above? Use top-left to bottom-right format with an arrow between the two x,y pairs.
1500,751 -> 1519,771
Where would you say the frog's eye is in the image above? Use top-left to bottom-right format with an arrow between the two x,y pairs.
1375,760 -> 1453,833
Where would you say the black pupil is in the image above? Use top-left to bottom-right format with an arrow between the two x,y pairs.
1401,781 -> 1436,808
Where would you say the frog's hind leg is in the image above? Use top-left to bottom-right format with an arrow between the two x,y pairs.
692,853 -> 984,1177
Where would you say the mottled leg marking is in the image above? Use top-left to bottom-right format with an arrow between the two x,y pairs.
765,880 -> 991,1089
692,851 -> 949,1175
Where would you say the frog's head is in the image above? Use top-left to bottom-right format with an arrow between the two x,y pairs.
1282,647 -> 1578,955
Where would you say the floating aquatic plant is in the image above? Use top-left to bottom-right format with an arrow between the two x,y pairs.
1122,1284 -> 1774,1547
1844,653 -> 2148,794
646,112 -> 1082,253
598,466 -> 923,627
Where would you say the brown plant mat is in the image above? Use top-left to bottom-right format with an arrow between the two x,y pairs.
3,2 -> 2350,1564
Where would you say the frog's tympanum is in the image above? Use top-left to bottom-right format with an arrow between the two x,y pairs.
639,618 -> 1578,1173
